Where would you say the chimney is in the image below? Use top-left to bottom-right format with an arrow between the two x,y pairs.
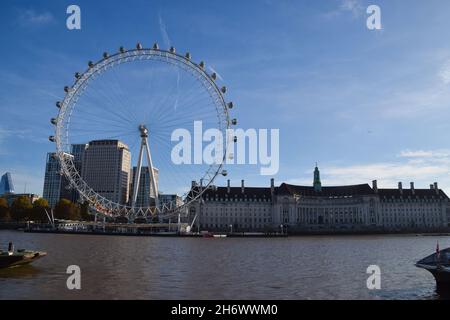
430,184 -> 434,190
270,178 -> 275,195
241,180 -> 245,194
434,182 -> 439,195
191,180 -> 197,188
410,182 -> 415,195
372,180 -> 378,193
398,182 -> 403,195
200,178 -> 203,191
227,179 -> 230,194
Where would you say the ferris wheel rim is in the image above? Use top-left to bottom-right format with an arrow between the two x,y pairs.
51,44 -> 234,219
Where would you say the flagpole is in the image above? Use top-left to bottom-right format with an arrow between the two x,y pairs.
436,241 -> 441,269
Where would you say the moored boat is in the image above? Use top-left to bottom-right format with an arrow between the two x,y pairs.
0,242 -> 47,269
416,244 -> 450,288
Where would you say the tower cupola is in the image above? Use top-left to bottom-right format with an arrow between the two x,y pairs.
313,163 -> 322,192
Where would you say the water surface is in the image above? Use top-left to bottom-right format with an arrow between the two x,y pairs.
0,230 -> 448,300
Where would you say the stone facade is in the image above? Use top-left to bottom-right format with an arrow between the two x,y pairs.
188,167 -> 450,233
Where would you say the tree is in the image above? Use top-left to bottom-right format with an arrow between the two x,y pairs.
79,201 -> 92,221
0,197 -> 10,222
31,198 -> 50,222
10,196 -> 33,221
150,215 -> 159,223
54,199 -> 80,221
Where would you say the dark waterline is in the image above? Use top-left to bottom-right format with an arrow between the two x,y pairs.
0,230 -> 448,300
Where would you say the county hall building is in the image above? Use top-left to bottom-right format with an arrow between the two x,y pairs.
188,166 -> 450,233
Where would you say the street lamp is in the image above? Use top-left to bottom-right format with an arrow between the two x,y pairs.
229,224 -> 233,234
280,224 -> 283,235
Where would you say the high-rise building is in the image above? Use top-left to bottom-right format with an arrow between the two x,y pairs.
82,140 -> 131,205
129,166 -> 159,207
43,152 -> 75,207
42,144 -> 87,207
71,144 -> 87,171
159,193 -> 183,208
0,172 -> 15,196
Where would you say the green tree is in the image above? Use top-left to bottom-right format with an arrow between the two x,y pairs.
79,201 -> 92,221
150,215 -> 159,223
0,197 -> 11,222
31,198 -> 50,222
54,199 -> 81,221
10,196 -> 33,221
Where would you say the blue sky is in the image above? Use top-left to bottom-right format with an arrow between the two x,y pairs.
1,0 -> 450,196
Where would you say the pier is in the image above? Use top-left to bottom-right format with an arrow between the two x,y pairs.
23,221 -> 288,238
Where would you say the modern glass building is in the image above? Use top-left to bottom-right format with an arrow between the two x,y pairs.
71,144 -> 87,170
42,144 -> 88,207
42,152 -> 76,207
0,172 -> 15,195
129,166 -> 159,207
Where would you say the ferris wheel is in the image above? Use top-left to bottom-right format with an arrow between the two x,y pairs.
48,42 -> 237,221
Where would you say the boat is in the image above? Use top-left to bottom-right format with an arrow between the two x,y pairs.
416,245 -> 450,288
202,233 -> 213,238
0,242 -> 47,269
199,231 -> 227,238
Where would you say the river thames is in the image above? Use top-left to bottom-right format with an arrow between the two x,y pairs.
0,230 -> 449,300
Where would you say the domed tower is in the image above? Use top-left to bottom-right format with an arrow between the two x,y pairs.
313,164 -> 322,192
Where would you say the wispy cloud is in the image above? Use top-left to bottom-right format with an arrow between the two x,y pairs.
344,54 -> 450,120
0,128 -> 10,156
157,12 -> 183,112
399,149 -> 450,159
340,0 -> 364,17
0,127 -> 47,154
367,80 -> 450,120
439,59 -> 450,84
19,9 -> 55,27
158,12 -> 171,48
325,163 -> 447,185
208,66 -> 224,81
286,149 -> 450,192
0,127 -> 25,156
323,0 -> 365,19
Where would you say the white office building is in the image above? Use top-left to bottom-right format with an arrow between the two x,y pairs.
82,140 -> 131,205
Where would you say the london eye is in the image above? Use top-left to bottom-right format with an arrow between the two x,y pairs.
49,42 -> 236,221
